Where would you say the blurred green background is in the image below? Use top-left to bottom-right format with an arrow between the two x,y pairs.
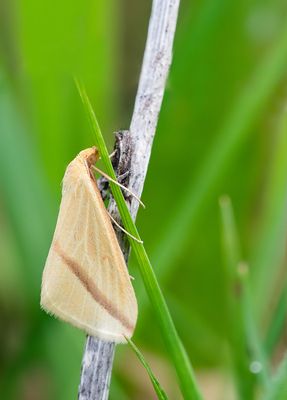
1,0 -> 287,399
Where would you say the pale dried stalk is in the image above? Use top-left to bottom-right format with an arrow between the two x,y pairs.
78,1 -> 180,398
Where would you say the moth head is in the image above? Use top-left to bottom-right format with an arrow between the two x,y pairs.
80,147 -> 100,168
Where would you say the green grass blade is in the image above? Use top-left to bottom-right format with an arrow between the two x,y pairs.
220,196 -> 254,399
251,108 -> 287,357
251,109 -> 287,319
263,354 -> 287,400
219,196 -> 270,397
126,338 -> 169,400
264,286 -> 287,356
219,195 -> 241,270
77,83 -> 203,400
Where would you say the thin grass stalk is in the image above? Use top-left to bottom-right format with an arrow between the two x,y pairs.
219,196 -> 270,398
264,285 -> 287,356
127,339 -> 169,400
251,108 -> 287,319
79,85 -> 203,400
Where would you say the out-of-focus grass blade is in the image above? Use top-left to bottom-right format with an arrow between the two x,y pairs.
220,196 -> 254,399
263,354 -> 287,400
219,196 -> 270,397
149,22 -> 287,289
126,338 -> 169,400
77,83 -> 203,400
264,285 -> 287,356
251,109 -> 287,319
219,195 -> 241,270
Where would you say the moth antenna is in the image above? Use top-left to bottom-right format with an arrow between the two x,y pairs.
129,275 -> 135,281
108,213 -> 143,244
92,165 -> 145,209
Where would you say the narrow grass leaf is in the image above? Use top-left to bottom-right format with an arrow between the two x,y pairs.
219,196 -> 270,396
264,286 -> 287,356
219,195 -> 241,270
77,83 -> 203,400
126,338 -> 169,400
251,109 -> 287,319
220,196 -> 254,399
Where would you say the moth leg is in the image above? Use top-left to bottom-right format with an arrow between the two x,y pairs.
92,165 -> 145,208
108,212 -> 143,244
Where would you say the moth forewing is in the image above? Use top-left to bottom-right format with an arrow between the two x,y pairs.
41,147 -> 138,343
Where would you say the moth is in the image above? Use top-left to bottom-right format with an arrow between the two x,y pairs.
41,147 -> 138,343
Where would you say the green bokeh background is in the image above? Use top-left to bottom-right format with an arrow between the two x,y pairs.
1,0 -> 287,399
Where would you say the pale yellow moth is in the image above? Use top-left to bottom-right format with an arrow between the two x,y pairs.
41,147 -> 138,343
